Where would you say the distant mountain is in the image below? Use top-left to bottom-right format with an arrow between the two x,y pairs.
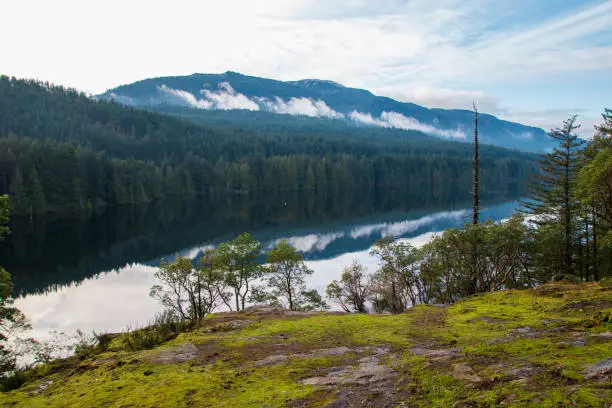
99,71 -> 553,152
0,75 -> 538,216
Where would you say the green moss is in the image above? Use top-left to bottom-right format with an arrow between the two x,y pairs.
2,282 -> 610,407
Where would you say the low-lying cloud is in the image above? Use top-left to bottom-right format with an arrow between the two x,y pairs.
159,83 -> 259,111
349,111 -> 465,139
156,82 -> 464,138
257,96 -> 343,119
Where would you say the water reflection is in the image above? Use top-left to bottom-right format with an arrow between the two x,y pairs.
7,195 -> 520,340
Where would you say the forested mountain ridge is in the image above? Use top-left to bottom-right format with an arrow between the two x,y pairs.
0,76 -> 536,215
99,71 -> 553,152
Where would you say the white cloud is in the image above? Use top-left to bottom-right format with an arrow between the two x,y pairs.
269,232 -> 345,253
258,96 -> 344,118
349,209 -> 468,239
201,82 -> 260,111
158,83 -> 260,111
2,0 -> 609,132
349,111 -> 466,139
158,85 -> 214,109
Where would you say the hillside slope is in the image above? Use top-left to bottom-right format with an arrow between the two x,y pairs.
99,71 -> 554,152
3,282 -> 611,407
0,76 -> 537,215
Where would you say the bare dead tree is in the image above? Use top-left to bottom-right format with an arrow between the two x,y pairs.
473,102 -> 479,225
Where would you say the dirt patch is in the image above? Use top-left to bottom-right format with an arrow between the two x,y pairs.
148,342 -> 199,364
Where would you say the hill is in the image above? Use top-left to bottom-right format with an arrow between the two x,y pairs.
2,282 -> 610,407
99,71 -> 554,153
0,76 -> 537,215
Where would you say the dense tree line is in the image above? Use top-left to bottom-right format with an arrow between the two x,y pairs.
0,76 -> 535,215
327,110 -> 612,313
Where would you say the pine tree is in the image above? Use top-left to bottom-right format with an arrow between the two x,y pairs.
28,168 -> 47,215
521,116 -> 585,276
10,167 -> 28,215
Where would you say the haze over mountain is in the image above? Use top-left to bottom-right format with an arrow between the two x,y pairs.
99,72 -> 553,153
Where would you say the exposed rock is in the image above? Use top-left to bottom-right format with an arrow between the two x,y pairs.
562,300 -> 612,311
254,346 -> 390,367
243,305 -> 281,314
301,354 -> 396,387
589,331 -> 612,340
148,342 -> 199,364
513,326 -> 537,338
28,380 -> 53,395
452,364 -> 482,384
570,339 -> 585,347
468,316 -> 508,324
584,358 -> 612,381
204,319 -> 252,333
506,365 -> 542,380
410,346 -> 462,360
253,354 -> 289,367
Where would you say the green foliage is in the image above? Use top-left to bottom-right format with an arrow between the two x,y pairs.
0,195 -> 9,240
0,76 -> 537,215
263,239 -> 321,311
367,215 -> 534,310
326,261 -> 370,313
0,197 -> 29,376
217,233 -> 262,311
150,255 -> 227,322
0,368 -> 29,392
521,116 -> 585,277
3,283 -> 609,406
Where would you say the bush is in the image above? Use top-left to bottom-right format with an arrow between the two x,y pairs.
0,368 -> 29,392
122,312 -> 188,351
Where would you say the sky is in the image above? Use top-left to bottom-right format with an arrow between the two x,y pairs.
1,0 -> 611,136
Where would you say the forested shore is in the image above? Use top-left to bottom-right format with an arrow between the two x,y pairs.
0,76 -> 534,215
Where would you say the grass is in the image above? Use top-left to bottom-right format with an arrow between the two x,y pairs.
2,282 -> 610,407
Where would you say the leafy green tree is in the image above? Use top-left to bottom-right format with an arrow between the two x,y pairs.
264,239 -> 315,311
217,233 -> 262,311
150,256 -> 212,322
198,248 -> 232,311
369,236 -> 420,311
326,261 -> 370,313
0,195 -> 29,376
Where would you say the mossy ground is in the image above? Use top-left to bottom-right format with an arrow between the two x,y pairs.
2,282 -> 610,407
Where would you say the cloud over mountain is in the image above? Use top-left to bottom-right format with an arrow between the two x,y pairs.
155,81 -> 464,138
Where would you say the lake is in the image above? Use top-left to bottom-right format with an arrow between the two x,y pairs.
0,192 -> 520,340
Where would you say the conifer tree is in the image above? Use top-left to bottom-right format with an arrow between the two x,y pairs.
521,116 -> 585,276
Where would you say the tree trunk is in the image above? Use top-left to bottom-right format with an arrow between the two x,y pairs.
473,103 -> 479,225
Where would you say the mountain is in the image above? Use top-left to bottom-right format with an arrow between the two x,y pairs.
0,76 -> 537,215
99,71 -> 553,152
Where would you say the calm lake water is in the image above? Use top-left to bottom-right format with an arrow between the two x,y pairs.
0,192 -> 520,340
